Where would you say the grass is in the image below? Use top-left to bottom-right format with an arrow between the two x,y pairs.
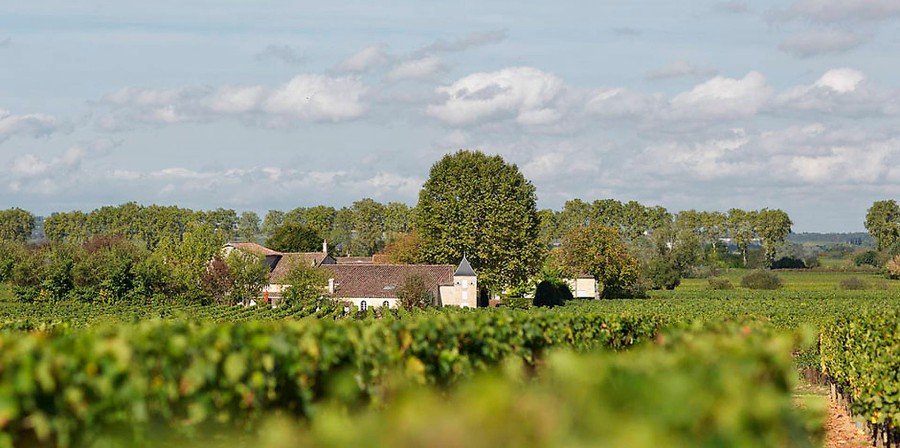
676,269 -> 897,292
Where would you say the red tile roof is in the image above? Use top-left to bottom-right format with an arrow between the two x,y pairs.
269,252 -> 334,282
335,256 -> 375,265
322,264 -> 455,299
226,242 -> 283,257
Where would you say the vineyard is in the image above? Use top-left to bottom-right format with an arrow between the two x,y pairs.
0,277 -> 898,447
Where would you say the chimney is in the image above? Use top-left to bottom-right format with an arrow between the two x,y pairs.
323,240 -> 328,254
328,278 -> 335,294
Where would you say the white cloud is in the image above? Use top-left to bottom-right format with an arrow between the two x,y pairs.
779,29 -> 867,57
100,74 -> 368,129
336,44 -> 390,73
6,139 -> 118,192
427,67 -> 566,126
777,68 -> 899,116
263,75 -> 368,121
669,71 -> 773,120
585,88 -> 664,118
646,60 -> 718,80
387,56 -> 445,81
0,109 -> 58,143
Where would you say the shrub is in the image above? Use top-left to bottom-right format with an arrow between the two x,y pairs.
838,277 -> 867,290
853,250 -> 881,268
397,274 -> 435,310
503,297 -> 531,309
886,255 -> 900,280
707,278 -> 734,290
646,258 -> 681,290
771,257 -> 806,270
740,270 -> 783,290
532,280 -> 573,308
803,256 -> 821,269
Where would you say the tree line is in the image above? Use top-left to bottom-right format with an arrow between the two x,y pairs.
0,150 -> 794,304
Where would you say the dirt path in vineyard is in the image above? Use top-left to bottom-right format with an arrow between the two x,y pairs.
796,381 -> 870,448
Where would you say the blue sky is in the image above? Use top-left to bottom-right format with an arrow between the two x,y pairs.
2,0 -> 900,231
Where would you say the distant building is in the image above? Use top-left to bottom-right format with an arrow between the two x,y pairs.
225,241 -> 478,309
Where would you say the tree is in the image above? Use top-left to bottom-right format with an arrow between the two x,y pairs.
0,208 -> 35,243
727,209 -> 757,267
416,150 -> 543,292
201,255 -> 233,304
350,198 -> 386,256
382,231 -> 423,264
225,251 -> 269,306
865,200 -> 900,251
536,209 -> 559,248
303,206 -> 337,241
237,211 -> 261,242
281,262 -> 329,307
559,224 -> 640,299
754,208 -> 793,266
557,199 -> 592,236
266,222 -> 321,253
152,222 -> 224,302
384,202 -> 413,239
329,208 -> 354,256
396,274 -> 435,310
261,210 -> 285,240
532,280 -> 572,308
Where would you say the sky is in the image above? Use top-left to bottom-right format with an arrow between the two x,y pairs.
2,1 -> 900,232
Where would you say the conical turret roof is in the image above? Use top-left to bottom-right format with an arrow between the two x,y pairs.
454,255 -> 476,276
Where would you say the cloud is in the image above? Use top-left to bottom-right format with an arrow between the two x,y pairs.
99,74 -> 368,129
427,67 -> 566,126
414,30 -> 507,56
778,29 -> 867,57
336,44 -> 390,73
713,1 -> 750,14
776,68 -> 899,116
0,37 -> 10,47
387,56 -> 445,81
669,71 -> 773,120
255,44 -> 306,65
646,60 -> 718,80
6,139 -> 118,193
0,109 -> 58,143
776,0 -> 900,22
585,88 -> 665,119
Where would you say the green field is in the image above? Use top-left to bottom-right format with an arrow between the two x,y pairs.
673,268 -> 897,292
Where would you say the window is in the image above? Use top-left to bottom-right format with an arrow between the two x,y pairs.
383,301 -> 390,308
360,301 -> 367,311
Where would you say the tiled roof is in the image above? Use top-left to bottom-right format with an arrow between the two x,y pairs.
269,252 -> 334,282
322,264 -> 455,299
226,242 -> 283,257
335,256 -> 375,265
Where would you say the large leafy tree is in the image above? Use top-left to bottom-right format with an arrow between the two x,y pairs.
237,211 -> 261,242
559,223 -> 639,299
727,209 -> 757,266
350,198 -> 386,256
416,150 -> 543,291
865,200 -> 900,251
0,208 -> 35,243
754,208 -> 793,266
266,222 -> 322,253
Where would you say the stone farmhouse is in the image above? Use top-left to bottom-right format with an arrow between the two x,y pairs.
223,242 -> 479,309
